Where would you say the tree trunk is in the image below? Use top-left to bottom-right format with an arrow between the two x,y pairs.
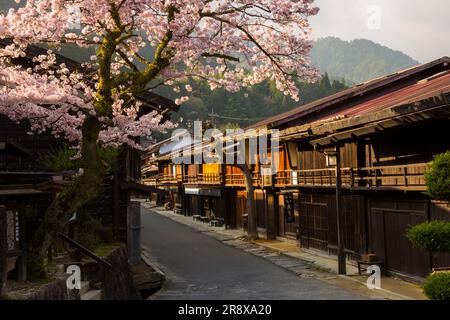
236,164 -> 258,240
28,117 -> 107,279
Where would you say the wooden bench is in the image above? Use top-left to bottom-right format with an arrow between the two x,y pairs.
199,216 -> 210,223
174,204 -> 183,215
192,215 -> 202,222
357,260 -> 385,275
210,218 -> 224,227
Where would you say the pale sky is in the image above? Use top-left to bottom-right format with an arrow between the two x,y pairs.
310,0 -> 450,63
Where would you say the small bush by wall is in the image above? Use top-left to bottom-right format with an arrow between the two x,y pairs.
425,151 -> 450,201
422,272 -> 450,300
406,220 -> 450,253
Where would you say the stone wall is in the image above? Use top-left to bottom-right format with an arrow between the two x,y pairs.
8,247 -> 139,300
24,276 -> 79,300
82,247 -> 140,300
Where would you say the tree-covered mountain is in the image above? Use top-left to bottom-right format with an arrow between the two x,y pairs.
0,1 -> 20,12
311,37 -> 420,84
156,74 -> 347,130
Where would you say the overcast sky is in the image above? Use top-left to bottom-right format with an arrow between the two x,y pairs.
310,0 -> 450,63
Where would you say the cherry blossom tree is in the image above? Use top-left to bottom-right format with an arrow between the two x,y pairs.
0,0 -> 319,277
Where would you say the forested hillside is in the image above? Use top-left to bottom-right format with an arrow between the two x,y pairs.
156,74 -> 347,129
311,37 -> 420,84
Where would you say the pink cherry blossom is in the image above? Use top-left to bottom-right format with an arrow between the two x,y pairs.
0,0 -> 319,150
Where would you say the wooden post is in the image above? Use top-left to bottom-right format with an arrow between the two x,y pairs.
181,165 -> 186,216
0,206 -> 7,295
127,201 -> 141,266
335,146 -> 347,275
350,168 -> 355,187
403,166 -> 408,187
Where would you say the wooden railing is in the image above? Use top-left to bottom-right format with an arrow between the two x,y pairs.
142,163 -> 430,191
274,163 -> 430,190
58,233 -> 112,269
184,173 -> 222,185
349,163 -> 429,190
224,173 -> 262,187
142,174 -> 183,186
274,168 -> 337,187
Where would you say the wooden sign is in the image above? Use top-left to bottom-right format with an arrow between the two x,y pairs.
6,210 -> 20,252
0,206 -> 7,294
284,194 -> 295,224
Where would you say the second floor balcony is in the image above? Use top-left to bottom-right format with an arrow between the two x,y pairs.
142,162 -> 430,191
273,162 -> 430,191
142,173 -> 183,187
183,173 -> 222,185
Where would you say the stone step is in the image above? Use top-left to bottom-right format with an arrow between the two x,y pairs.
81,289 -> 102,301
80,281 -> 90,296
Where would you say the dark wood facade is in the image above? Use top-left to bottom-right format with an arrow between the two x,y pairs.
143,56 -> 450,280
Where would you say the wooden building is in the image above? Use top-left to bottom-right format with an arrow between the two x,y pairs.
250,56 -> 450,279
143,56 -> 450,280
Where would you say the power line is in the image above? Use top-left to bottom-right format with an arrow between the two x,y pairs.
208,111 -> 265,122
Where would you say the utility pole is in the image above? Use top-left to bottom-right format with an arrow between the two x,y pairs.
335,145 -> 346,275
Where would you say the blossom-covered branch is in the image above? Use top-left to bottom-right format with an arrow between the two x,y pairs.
0,0 -> 319,149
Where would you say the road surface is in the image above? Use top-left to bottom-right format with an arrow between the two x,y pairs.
141,207 -> 364,300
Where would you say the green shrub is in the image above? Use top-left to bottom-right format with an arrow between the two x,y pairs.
74,213 -> 113,251
39,145 -> 120,172
425,151 -> 450,201
422,272 -> 450,300
406,220 -> 450,252
38,145 -> 81,172
99,146 -> 120,170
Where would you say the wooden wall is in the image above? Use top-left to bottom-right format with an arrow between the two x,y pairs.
223,189 -> 247,229
366,120 -> 450,167
298,143 -> 358,171
299,190 -> 367,256
0,115 -> 63,172
295,119 -> 450,172
297,188 -> 450,279
185,194 -> 201,216
368,196 -> 450,278
255,190 -> 266,229
299,192 -> 331,251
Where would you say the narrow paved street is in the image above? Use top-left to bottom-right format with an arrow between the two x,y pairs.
141,207 -> 364,300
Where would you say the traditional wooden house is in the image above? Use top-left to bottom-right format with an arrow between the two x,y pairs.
143,129 -> 292,234
143,145 -> 226,222
249,56 -> 450,280
0,114 -> 66,284
143,56 -> 450,280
